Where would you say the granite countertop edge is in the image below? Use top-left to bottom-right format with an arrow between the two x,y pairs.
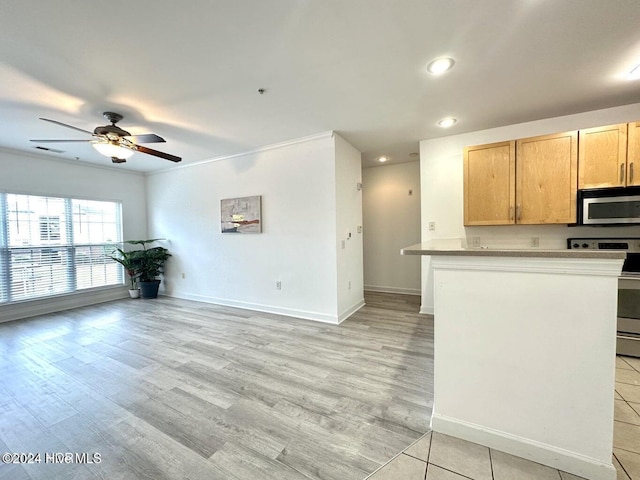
401,243 -> 626,259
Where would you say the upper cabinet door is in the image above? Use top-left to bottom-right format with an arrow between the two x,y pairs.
516,131 -> 578,224
578,123 -> 628,189
628,122 -> 640,187
463,141 -> 515,226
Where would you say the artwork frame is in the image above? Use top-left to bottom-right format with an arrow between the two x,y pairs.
220,195 -> 262,234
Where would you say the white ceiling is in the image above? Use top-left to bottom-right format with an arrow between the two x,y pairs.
1,1 -> 640,172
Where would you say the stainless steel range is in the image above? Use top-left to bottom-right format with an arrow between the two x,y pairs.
568,237 -> 640,357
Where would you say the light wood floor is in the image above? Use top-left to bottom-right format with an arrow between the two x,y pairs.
0,292 -> 433,480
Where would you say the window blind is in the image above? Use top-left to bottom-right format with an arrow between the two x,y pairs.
0,197 -> 7,303
0,193 -> 123,304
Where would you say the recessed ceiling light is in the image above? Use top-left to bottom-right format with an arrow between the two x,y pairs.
377,156 -> 389,163
427,57 -> 455,75
629,64 -> 640,80
437,117 -> 457,128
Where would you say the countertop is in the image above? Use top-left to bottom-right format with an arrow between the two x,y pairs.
401,242 -> 627,259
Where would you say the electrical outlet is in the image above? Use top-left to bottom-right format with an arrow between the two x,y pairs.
472,236 -> 481,247
530,237 -> 540,247
428,221 -> 436,231
341,240 -> 346,249
276,281 -> 282,290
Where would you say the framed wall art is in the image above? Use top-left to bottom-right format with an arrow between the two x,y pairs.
220,195 -> 262,234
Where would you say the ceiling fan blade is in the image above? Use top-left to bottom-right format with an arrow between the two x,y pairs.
124,133 -> 165,143
30,139 -> 92,143
135,145 -> 182,162
39,118 -> 94,135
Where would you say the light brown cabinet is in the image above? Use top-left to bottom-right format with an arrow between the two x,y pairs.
578,123 -> 629,188
463,141 -> 515,225
463,131 -> 577,226
515,131 -> 578,224
628,122 -> 640,187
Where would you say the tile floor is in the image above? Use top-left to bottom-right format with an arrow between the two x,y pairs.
366,355 -> 640,480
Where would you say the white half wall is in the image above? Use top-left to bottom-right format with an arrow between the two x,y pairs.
420,102 -> 640,313
430,254 -> 621,480
0,148 -> 147,321
335,134 -> 365,321
146,132 -> 361,324
363,161 -> 421,295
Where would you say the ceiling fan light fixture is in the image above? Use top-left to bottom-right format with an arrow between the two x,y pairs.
92,141 -> 135,159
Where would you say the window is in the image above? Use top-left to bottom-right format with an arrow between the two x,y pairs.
39,216 -> 61,241
0,193 -> 123,304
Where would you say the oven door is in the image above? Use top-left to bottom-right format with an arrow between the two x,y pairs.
618,278 -> 640,357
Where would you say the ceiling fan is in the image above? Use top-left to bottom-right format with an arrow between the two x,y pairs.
30,112 -> 181,164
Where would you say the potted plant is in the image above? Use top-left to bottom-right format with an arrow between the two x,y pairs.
126,239 -> 171,299
108,245 -> 142,298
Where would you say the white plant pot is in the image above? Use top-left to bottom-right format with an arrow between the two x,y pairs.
129,289 -> 140,299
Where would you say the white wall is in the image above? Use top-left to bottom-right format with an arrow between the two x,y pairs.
334,134 -> 365,320
0,148 -> 148,321
146,132 -> 362,324
420,102 -> 640,313
363,161 -> 421,295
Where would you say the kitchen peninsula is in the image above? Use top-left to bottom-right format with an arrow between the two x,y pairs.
402,243 -> 625,480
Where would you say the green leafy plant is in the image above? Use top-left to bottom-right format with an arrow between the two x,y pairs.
107,246 -> 142,289
125,239 -> 171,282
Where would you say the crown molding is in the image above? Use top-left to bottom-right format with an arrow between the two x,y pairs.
148,131 -> 335,176
0,146 -> 145,176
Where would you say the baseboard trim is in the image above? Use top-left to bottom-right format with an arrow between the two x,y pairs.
431,414 -> 616,480
420,304 -> 434,315
168,293 -> 340,324
0,286 -> 130,324
338,299 -> 365,323
364,285 -> 421,296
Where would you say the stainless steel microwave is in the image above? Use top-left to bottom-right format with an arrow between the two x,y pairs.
578,187 -> 640,225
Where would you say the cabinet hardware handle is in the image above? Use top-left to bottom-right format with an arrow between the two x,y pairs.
509,206 -> 514,221
516,205 -> 521,221
631,163 -> 635,184
621,163 -> 626,184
